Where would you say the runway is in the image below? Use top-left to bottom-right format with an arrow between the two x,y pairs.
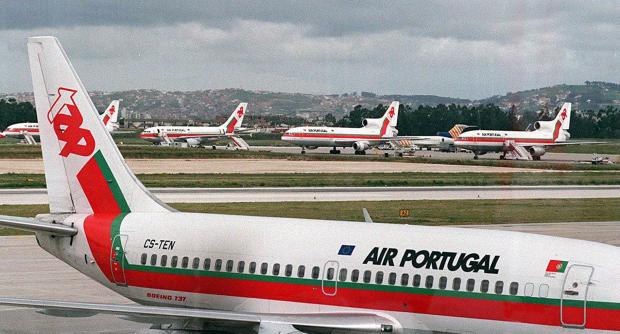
1,220 -> 620,333
0,158 -> 549,174
1,185 -> 619,205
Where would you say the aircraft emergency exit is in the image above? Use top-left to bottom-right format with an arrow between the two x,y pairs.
2,36 -> 620,334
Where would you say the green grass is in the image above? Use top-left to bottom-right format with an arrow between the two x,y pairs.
2,198 -> 619,235
1,171 -> 620,189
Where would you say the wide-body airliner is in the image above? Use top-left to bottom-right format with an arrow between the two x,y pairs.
1,37 -> 619,334
1,100 -> 120,144
454,104 -> 572,160
281,102 -> 400,155
139,103 -> 249,149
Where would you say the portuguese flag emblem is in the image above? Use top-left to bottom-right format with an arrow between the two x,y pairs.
546,260 -> 568,273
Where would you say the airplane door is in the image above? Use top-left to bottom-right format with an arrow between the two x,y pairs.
322,261 -> 339,296
561,264 -> 593,328
110,234 -> 128,286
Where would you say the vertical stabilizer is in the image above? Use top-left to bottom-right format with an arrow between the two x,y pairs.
28,36 -> 171,214
220,103 -> 247,135
380,101 -> 399,138
101,100 -> 120,131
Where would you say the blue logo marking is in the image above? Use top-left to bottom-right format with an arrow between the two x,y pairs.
338,245 -> 356,256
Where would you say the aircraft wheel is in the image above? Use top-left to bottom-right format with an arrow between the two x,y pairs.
533,156 -> 541,161
474,155 -> 479,160
360,150 -> 366,155
398,153 -> 403,157
500,155 -> 505,160
301,150 -> 306,154
384,153 -> 389,158
212,145 -> 216,150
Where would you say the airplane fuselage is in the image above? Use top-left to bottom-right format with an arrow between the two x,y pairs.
38,211 -> 620,333
281,127 -> 387,150
1,122 -> 40,140
140,126 -> 226,144
455,129 -> 564,155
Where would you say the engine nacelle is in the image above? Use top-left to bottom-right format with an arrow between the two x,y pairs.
534,121 -> 555,132
186,138 -> 201,146
362,118 -> 383,128
305,146 -> 318,150
528,146 -> 546,157
352,141 -> 370,152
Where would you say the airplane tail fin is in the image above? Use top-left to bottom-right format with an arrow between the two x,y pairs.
28,36 -> 171,214
555,102 -> 571,130
380,101 -> 399,138
101,100 -> 120,131
220,103 -> 247,135
448,124 -> 468,139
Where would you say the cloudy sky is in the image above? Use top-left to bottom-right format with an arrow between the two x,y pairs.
1,1 -> 618,99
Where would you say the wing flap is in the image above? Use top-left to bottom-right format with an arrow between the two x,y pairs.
0,297 -> 397,333
0,215 -> 77,236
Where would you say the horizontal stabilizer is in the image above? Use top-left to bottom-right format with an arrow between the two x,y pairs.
0,215 -> 76,236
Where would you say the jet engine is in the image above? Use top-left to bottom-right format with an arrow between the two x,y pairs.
533,121 -> 555,132
362,118 -> 383,128
353,141 -> 370,152
528,146 -> 546,158
186,138 -> 201,146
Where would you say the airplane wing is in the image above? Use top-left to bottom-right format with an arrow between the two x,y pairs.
0,297 -> 397,334
0,215 -> 77,236
543,141 -> 607,146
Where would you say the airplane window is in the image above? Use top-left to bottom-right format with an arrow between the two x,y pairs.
539,284 -> 549,298
203,258 -> 211,270
140,253 -> 147,265
388,272 -> 397,285
466,279 -> 475,292
261,263 -> 268,275
238,261 -> 245,273
351,269 -> 360,282
327,268 -> 335,280
297,265 -> 305,278
150,254 -> 157,266
285,264 -> 293,277
273,263 -> 280,276
249,262 -> 257,274
439,276 -> 447,290
171,256 -> 178,268
452,277 -> 461,291
192,257 -> 200,269
495,281 -> 504,294
425,276 -> 434,289
339,268 -> 347,282
363,270 -> 372,283
510,282 -> 519,295
401,273 -> 409,286
182,256 -> 189,268
413,274 -> 421,287
161,255 -> 167,267
524,282 -> 535,296
312,266 -> 320,279
226,260 -> 234,272
480,279 -> 489,293
215,259 -> 222,271
372,271 -> 382,284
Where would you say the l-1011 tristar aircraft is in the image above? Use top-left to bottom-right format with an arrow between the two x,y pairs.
0,100 -> 120,144
2,36 -> 620,334
139,103 -> 249,149
454,103 -> 574,160
281,101 -> 400,154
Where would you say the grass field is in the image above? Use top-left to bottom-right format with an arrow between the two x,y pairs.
2,198 -> 618,236
1,171 -> 620,188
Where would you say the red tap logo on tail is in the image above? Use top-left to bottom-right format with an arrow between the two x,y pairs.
47,87 -> 95,157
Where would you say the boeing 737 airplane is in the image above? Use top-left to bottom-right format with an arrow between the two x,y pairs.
281,101 -> 400,154
1,100 -> 120,144
1,36 -> 620,334
139,103 -> 249,149
454,103 -> 573,160
404,124 -> 473,152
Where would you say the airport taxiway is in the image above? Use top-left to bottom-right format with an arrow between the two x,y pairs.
1,185 -> 619,204
1,220 -> 620,333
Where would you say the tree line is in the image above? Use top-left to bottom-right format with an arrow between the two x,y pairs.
0,99 -> 36,130
329,103 -> 620,139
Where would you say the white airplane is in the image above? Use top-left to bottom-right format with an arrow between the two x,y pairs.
1,100 -> 120,144
401,124 -> 473,152
454,103 -> 573,160
2,36 -> 620,334
139,103 -> 249,149
281,101 -> 399,154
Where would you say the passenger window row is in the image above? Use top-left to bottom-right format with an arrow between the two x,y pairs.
140,253 -> 522,296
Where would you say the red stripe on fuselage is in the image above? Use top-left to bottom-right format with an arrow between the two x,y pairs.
123,269 -> 620,331
282,133 -> 381,140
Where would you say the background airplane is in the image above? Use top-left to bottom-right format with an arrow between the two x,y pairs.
139,103 -> 249,149
0,100 -> 120,144
455,103 -> 574,160
1,37 -> 620,334
281,101 -> 400,154
396,124 -> 474,152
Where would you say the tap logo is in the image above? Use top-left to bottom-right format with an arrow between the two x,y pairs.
388,106 -> 395,119
47,87 -> 95,157
108,104 -> 116,115
237,106 -> 244,118
560,108 -> 567,121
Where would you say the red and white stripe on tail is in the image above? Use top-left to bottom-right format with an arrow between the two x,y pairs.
28,36 -> 170,214
221,103 -> 248,135
380,101 -> 399,138
101,100 -> 120,132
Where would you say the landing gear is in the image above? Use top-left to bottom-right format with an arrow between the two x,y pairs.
329,147 -> 341,154
301,149 -> 306,154
354,150 -> 366,155
474,155 -> 479,160
533,156 -> 541,161
212,145 -> 216,150
500,154 -> 506,160
384,153 -> 389,158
